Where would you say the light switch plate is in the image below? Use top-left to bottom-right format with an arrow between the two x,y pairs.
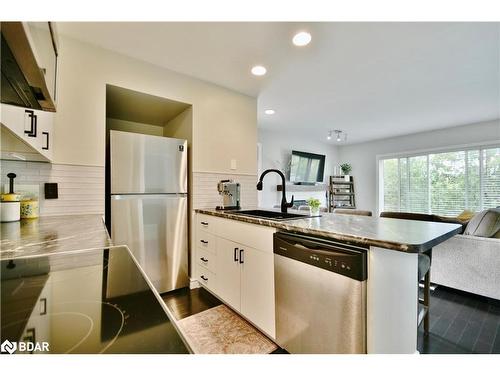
230,159 -> 237,170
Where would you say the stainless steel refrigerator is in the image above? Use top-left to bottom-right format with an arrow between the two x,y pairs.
109,130 -> 189,294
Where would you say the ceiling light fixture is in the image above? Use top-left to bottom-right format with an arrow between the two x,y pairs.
251,65 -> 267,76
328,130 -> 347,142
264,109 -> 275,115
293,31 -> 312,46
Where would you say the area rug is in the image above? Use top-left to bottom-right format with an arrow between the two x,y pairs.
177,305 -> 278,354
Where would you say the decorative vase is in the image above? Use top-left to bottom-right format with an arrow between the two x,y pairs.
310,206 -> 320,215
344,175 -> 350,181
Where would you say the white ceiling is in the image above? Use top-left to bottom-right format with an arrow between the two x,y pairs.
58,22 -> 500,144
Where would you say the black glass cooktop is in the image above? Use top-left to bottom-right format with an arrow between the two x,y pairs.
0,246 -> 190,354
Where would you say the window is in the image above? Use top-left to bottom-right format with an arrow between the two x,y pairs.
380,146 -> 500,216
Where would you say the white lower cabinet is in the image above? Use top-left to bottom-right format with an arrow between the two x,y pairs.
196,247 -> 216,273
195,213 -> 276,338
240,245 -> 276,337
215,237 -> 241,310
196,265 -> 216,290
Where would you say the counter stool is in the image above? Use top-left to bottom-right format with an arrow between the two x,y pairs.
333,209 -> 373,216
418,250 -> 432,335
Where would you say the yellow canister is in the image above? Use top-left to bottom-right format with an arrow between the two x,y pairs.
1,193 -> 22,202
20,199 -> 39,219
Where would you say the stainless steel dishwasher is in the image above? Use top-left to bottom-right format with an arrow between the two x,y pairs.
274,232 -> 368,354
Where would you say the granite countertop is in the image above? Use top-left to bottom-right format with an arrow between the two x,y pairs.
0,214 -> 113,259
195,208 -> 462,253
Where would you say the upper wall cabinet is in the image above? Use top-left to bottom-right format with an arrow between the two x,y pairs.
1,22 -> 58,112
1,104 -> 53,162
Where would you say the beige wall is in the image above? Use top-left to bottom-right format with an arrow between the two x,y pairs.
163,106 -> 192,141
106,118 -> 164,137
54,35 -> 257,174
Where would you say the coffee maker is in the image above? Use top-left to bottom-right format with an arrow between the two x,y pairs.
216,180 -> 241,210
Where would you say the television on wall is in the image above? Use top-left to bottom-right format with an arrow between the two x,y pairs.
289,150 -> 326,184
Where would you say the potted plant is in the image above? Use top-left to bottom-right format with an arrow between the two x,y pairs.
307,197 -> 321,215
340,163 -> 352,181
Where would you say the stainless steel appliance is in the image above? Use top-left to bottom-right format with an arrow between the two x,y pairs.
216,179 -> 240,210
1,22 -> 58,111
273,232 -> 367,353
109,130 -> 189,294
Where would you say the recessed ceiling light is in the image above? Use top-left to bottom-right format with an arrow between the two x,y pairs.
251,65 -> 267,76
264,109 -> 275,115
293,31 -> 312,46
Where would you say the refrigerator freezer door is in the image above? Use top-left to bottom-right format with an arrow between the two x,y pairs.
110,194 -> 189,295
111,130 -> 187,194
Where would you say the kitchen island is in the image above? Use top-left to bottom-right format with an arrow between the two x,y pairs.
194,208 -> 462,354
195,208 -> 461,253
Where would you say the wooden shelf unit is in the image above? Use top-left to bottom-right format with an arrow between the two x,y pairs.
328,175 -> 356,212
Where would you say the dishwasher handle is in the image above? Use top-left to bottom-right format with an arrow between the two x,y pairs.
274,232 -> 367,281
287,240 -> 359,259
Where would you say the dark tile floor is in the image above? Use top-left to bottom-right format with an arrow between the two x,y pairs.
162,285 -> 500,354
162,287 -> 221,321
418,286 -> 500,354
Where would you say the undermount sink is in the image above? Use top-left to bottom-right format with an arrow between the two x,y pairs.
231,209 -> 318,221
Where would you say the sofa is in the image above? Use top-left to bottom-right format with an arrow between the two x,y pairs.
380,209 -> 500,300
432,235 -> 500,300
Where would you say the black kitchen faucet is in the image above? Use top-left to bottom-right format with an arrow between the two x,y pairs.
256,169 -> 294,213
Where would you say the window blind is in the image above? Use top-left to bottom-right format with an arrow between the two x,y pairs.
381,146 -> 500,216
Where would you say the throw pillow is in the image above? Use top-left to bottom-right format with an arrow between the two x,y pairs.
456,209 -> 476,222
463,208 -> 500,238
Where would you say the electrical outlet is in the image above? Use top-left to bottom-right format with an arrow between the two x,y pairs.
230,159 -> 237,170
44,183 -> 58,199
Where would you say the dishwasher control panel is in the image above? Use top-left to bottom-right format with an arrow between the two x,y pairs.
274,232 -> 368,281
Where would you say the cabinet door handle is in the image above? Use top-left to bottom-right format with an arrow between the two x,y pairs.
200,221 -> 208,226
200,275 -> 208,281
24,110 -> 37,137
200,257 -> 208,263
42,132 -> 49,150
239,249 -> 244,264
32,114 -> 37,137
200,240 -> 208,244
234,247 -> 239,262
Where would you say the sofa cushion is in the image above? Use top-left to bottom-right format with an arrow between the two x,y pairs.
463,208 -> 500,238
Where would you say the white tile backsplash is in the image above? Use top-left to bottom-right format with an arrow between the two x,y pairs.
0,160 -> 104,216
1,161 -> 257,215
193,172 -> 258,209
